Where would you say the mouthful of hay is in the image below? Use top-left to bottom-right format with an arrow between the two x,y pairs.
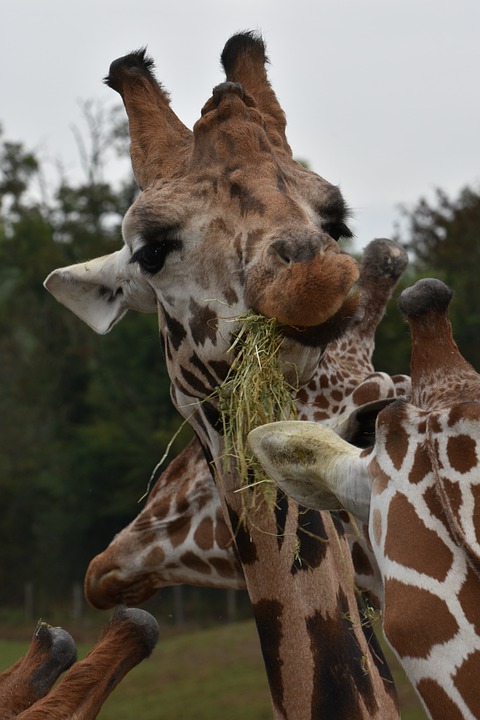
214,312 -> 299,526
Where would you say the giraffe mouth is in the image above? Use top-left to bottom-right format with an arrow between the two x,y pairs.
85,566 -> 162,609
277,283 -> 361,347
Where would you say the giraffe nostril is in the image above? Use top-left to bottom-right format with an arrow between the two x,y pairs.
270,239 -> 293,266
269,235 -> 327,267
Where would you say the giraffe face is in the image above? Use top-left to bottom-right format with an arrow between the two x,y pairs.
44,35 -> 360,393
121,100 -> 358,336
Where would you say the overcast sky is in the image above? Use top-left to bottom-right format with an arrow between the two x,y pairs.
3,0 -> 479,250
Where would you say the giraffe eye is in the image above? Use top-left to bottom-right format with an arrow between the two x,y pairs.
131,239 -> 182,275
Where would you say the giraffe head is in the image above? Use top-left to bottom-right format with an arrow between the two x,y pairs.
84,438 -> 245,609
249,278 -> 480,718
44,32 -> 359,404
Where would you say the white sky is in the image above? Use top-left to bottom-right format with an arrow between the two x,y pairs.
2,0 -> 479,250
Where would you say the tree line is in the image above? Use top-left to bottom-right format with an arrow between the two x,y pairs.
0,109 -> 479,614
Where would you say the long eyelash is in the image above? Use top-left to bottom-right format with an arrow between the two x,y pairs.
323,222 -> 354,241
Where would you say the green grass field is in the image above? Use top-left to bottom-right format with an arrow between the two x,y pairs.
0,620 -> 427,719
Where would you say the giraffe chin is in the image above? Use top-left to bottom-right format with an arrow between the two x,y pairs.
277,285 -> 361,347
85,569 -> 160,610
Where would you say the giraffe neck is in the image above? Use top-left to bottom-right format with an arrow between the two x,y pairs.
190,408 -> 398,719
369,400 -> 480,719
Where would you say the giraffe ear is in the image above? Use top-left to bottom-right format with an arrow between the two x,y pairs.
332,397 -> 397,447
44,249 -> 157,334
248,421 -> 371,523
429,404 -> 480,572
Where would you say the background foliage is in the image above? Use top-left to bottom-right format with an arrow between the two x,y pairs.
0,112 -> 186,609
0,106 -> 479,617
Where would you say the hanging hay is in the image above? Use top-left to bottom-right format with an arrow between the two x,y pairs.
214,312 -> 299,527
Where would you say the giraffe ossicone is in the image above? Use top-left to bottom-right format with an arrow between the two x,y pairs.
45,32 -> 401,719
250,277 -> 480,719
0,622 -> 76,717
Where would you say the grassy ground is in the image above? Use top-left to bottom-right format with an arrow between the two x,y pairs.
0,619 -> 427,719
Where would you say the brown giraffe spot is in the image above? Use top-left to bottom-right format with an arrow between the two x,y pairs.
145,546 -> 165,568
319,373 -> 329,389
331,389 -> 343,401
312,394 -> 329,409
383,579 -> 459,658
383,420 -> 409,471
447,434 -> 478,473
351,541 -> 374,576
352,381 -> 381,405
169,516 -> 192,548
306,589 -> 382,718
429,414 -> 442,434
458,564 -> 480,635
188,298 -> 218,346
417,419 -> 427,434
175,480 -> 191,515
291,508 -> 328,575
179,551 -> 212,574
209,557 -> 239,578
193,516 -> 214,550
408,442 -> 432,484
371,509 -> 382,547
369,457 -> 390,494
416,678 -> 464,720
296,388 -> 309,404
453,650 -> 480,716
385,493 -> 453,580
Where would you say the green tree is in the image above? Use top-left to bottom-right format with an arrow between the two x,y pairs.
374,185 -> 480,375
0,117 -> 184,609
